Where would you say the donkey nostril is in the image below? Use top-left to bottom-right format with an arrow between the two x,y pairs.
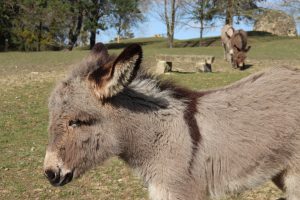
59,171 -> 74,186
45,169 -> 56,180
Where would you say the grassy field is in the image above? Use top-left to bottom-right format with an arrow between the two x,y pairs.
0,35 -> 300,200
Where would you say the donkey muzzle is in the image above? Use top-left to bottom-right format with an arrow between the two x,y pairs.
44,168 -> 73,186
44,150 -> 73,186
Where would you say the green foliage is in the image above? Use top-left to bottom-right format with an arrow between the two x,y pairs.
10,0 -> 71,51
83,0 -> 110,48
0,0 -> 146,50
216,0 -> 266,24
109,0 -> 144,38
182,0 -> 219,40
0,0 -> 18,51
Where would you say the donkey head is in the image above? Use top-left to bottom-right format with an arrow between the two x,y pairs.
231,45 -> 251,68
43,43 -> 142,186
225,26 -> 235,39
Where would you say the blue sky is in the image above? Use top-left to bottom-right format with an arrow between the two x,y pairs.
96,16 -> 253,43
96,0 -> 300,43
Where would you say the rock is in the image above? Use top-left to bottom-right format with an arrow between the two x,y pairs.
196,62 -> 212,72
155,61 -> 171,75
254,9 -> 297,37
156,55 -> 214,73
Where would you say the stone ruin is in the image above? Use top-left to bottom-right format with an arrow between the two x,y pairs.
155,54 -> 215,74
254,9 -> 298,37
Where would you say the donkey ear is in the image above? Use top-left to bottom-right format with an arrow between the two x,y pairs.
88,44 -> 142,99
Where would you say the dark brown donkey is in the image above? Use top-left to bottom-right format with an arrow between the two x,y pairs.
44,43 -> 300,200
230,29 -> 251,69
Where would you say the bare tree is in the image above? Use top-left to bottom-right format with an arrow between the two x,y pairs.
152,0 -> 184,48
217,0 -> 266,25
67,0 -> 85,50
181,0 -> 218,45
282,0 -> 300,26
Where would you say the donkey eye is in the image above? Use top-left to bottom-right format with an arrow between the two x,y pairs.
69,120 -> 81,128
68,119 -> 96,128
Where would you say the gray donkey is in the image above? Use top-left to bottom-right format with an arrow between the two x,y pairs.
221,24 -> 235,62
44,43 -> 300,200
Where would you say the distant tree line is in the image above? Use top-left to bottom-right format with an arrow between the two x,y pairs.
0,0 -> 144,51
0,0 -> 297,51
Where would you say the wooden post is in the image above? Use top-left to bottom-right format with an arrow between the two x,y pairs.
5,38 -> 8,51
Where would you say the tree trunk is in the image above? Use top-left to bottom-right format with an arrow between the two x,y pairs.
199,1 -> 204,47
37,21 -> 42,51
225,0 -> 233,25
68,12 -> 83,51
117,18 -> 122,43
199,20 -> 204,47
168,33 -> 174,48
164,0 -> 170,48
164,0 -> 176,48
169,0 -> 176,48
90,30 -> 96,50
4,38 -> 8,51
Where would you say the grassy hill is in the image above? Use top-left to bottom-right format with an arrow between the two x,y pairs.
0,34 -> 299,199
106,32 -> 300,60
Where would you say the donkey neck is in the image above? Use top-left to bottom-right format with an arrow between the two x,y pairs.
111,88 -> 186,167
109,77 -> 209,174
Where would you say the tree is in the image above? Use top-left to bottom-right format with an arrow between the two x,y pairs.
164,0 -> 176,48
84,0 -> 109,49
182,0 -> 218,44
152,0 -> 184,48
282,0 -> 300,26
109,0 -> 144,42
0,0 -> 19,51
66,0 -> 85,50
11,0 -> 70,51
216,0 -> 266,25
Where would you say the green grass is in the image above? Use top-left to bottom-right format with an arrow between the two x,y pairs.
0,51 -> 88,78
163,71 -> 250,90
1,34 -> 299,199
107,33 -> 300,60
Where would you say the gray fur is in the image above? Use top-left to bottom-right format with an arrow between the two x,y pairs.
44,44 -> 300,200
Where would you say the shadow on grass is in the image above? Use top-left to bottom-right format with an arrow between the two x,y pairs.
169,71 -> 197,74
247,31 -> 273,36
176,37 -> 220,48
103,31 -> 280,51
106,40 -> 165,49
240,64 -> 253,71
170,71 -> 215,74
